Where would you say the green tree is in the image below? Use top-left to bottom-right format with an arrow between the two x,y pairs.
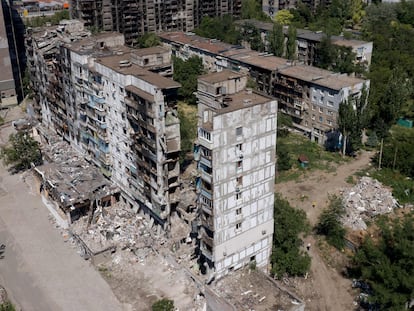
269,22 -> 284,57
241,22 -> 264,51
316,35 -> 335,69
152,298 -> 174,311
315,195 -> 346,249
286,26 -> 297,60
375,125 -> 414,178
0,132 -> 42,172
195,15 -> 241,45
173,56 -> 204,104
0,302 -> 16,311
277,143 -> 291,171
241,0 -> 270,21
271,194 -> 311,278
135,33 -> 160,48
24,10 -> 69,27
275,9 -> 294,25
351,213 -> 414,310
338,84 -> 368,153
178,102 -> 197,164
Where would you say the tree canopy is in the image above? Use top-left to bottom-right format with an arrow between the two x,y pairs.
351,213 -> 414,310
315,195 -> 346,250
152,298 -> 174,311
135,33 -> 160,48
269,22 -> 284,57
172,56 -> 204,105
271,194 -> 311,278
0,132 -> 42,172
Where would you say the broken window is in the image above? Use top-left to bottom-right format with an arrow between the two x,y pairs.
236,222 -> 242,230
236,127 -> 243,136
236,207 -> 242,215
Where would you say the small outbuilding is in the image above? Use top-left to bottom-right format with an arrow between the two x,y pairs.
298,154 -> 309,168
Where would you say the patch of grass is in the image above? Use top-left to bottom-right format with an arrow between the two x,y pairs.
345,175 -> 355,184
98,265 -> 112,278
276,170 -> 302,183
371,168 -> 414,205
276,132 -> 346,183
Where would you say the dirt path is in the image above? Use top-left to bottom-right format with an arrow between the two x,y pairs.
277,150 -> 374,311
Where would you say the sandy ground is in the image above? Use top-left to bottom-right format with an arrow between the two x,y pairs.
276,150 -> 374,311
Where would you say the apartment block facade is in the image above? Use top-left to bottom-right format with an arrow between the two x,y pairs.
195,70 -> 277,279
70,0 -> 242,44
26,21 -> 181,226
160,31 -> 369,144
0,0 -> 19,106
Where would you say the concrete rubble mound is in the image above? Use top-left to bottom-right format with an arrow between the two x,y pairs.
341,176 -> 399,230
71,203 -> 161,254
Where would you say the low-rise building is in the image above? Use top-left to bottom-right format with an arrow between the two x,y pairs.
160,31 -> 370,144
195,70 -> 277,279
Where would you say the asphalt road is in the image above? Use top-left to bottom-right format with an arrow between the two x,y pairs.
0,136 -> 125,310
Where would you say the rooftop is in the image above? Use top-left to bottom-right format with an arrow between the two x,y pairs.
216,89 -> 273,115
279,65 -> 365,90
198,70 -> 246,84
160,32 -> 289,71
96,53 -> 181,90
131,46 -> 170,57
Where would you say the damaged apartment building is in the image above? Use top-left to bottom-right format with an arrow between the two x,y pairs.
160,32 -> 369,144
195,70 -> 277,279
70,0 -> 242,44
26,20 -> 181,227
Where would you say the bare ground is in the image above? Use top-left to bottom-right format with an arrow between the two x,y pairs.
276,150 -> 375,311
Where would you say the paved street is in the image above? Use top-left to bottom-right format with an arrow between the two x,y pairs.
0,123 -> 125,311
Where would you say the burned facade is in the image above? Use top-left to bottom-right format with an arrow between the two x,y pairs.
70,0 -> 242,44
26,21 -> 181,227
195,70 -> 277,279
160,31 -> 369,144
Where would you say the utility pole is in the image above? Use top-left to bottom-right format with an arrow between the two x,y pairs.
378,138 -> 384,169
392,146 -> 398,170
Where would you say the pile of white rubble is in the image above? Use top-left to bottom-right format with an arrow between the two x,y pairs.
341,176 -> 399,230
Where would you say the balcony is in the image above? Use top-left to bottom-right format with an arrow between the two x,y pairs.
200,169 -> 212,183
201,188 -> 212,200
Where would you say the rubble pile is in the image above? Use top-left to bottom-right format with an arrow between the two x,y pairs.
71,203 -> 160,253
342,177 -> 399,230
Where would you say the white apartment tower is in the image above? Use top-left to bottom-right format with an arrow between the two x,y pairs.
195,70 -> 277,279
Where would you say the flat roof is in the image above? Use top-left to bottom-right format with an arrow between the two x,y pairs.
67,32 -> 126,53
216,89 -> 273,114
279,65 -> 365,90
131,46 -> 169,57
229,51 -> 288,70
198,70 -> 246,84
96,53 -> 181,89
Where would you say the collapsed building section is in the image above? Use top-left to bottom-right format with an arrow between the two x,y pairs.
195,70 -> 277,280
25,21 -> 181,228
34,133 -> 119,223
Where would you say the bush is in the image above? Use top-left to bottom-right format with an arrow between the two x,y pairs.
271,194 -> 311,278
0,132 -> 42,172
152,298 -> 174,311
315,195 -> 346,250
